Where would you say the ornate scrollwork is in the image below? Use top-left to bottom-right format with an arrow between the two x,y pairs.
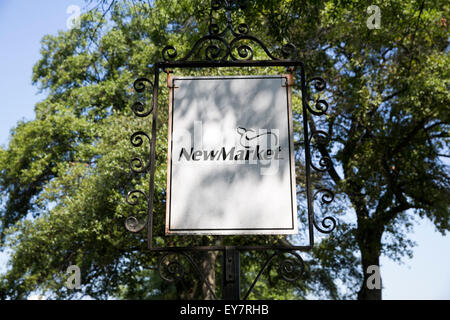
158,252 -> 218,299
243,251 -> 304,300
129,131 -> 151,174
130,130 -> 150,148
125,190 -> 148,233
277,252 -> 305,282
312,189 -> 336,234
281,43 -> 297,59
310,155 -> 333,173
162,45 -> 178,61
231,23 -> 250,36
310,130 -> 330,146
125,78 -> 153,233
121,0 -> 338,301
307,99 -> 329,116
132,78 -> 153,117
203,38 -> 229,61
208,23 -> 221,35
163,36 -> 293,62
231,42 -> 253,60
129,157 -> 146,174
305,82 -> 336,233
309,130 -> 333,173
314,188 -> 335,204
161,0 -> 295,62
306,77 -> 329,116
313,213 -> 336,234
208,19 -> 249,37
158,253 -> 185,282
308,76 -> 326,91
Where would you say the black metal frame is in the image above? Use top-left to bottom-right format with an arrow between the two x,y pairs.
124,0 -> 335,299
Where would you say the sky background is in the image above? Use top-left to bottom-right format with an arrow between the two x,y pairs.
0,0 -> 449,299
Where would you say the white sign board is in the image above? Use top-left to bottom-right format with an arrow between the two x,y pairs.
166,75 -> 298,235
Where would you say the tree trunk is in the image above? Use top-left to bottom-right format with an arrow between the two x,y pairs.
356,221 -> 383,300
201,250 -> 219,300
358,249 -> 382,300
199,237 -> 222,300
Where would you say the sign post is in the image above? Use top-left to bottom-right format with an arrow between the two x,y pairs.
223,247 -> 240,300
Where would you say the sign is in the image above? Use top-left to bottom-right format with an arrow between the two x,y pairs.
166,75 -> 298,235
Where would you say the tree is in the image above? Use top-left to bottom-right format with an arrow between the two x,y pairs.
0,0 -> 448,300
263,0 -> 449,299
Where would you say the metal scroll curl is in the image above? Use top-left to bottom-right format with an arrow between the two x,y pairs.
306,77 -> 329,116
162,38 -> 296,62
204,38 -> 230,61
161,45 -> 178,62
310,129 -> 330,146
230,23 -> 250,37
277,252 -> 305,282
129,131 -> 151,174
312,188 -> 336,234
230,40 -> 254,60
208,17 -> 250,37
158,252 -> 218,300
209,0 -> 249,35
309,130 -> 332,173
131,78 -> 153,118
125,77 -> 154,234
310,156 -> 333,173
305,77 -> 337,234
158,252 -> 185,282
229,35 -> 273,61
243,251 -> 304,300
125,190 -> 148,233
280,43 -> 297,59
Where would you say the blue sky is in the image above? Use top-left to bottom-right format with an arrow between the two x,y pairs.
0,0 -> 449,299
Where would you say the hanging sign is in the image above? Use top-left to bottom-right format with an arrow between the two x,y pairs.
166,75 -> 298,235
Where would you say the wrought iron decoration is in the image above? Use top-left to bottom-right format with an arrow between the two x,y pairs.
124,0 -> 336,299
